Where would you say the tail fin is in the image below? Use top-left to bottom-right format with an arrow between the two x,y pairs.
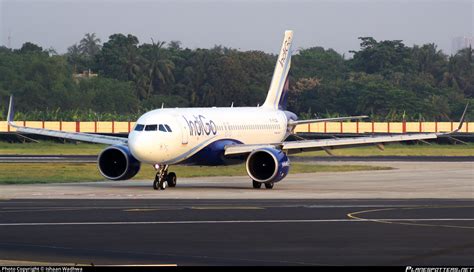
262,30 -> 293,110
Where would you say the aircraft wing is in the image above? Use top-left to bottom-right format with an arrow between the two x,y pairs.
224,133 -> 438,156
6,96 -> 127,145
225,103 -> 469,156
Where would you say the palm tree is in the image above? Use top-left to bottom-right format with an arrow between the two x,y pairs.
66,43 -> 87,72
141,40 -> 175,99
67,44 -> 81,56
124,45 -> 142,81
79,33 -> 102,57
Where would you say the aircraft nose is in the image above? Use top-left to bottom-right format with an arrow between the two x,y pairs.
128,131 -> 156,163
128,131 -> 149,162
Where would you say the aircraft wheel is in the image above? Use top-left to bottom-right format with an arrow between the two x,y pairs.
252,180 -> 262,189
264,182 -> 274,189
167,172 -> 177,187
159,179 -> 167,190
153,178 -> 159,190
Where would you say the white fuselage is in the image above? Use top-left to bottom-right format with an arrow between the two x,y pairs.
128,107 -> 291,165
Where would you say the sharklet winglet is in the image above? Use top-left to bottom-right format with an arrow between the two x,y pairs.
7,95 -> 15,126
454,102 -> 469,133
436,102 -> 469,135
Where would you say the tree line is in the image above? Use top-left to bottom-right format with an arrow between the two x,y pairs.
0,33 -> 472,121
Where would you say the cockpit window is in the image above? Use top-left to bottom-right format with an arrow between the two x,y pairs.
164,124 -> 172,132
159,124 -> 166,132
145,124 -> 157,131
134,124 -> 144,131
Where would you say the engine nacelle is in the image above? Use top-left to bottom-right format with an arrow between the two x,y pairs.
97,145 -> 141,180
245,148 -> 290,183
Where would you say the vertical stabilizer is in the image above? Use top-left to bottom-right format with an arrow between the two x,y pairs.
262,30 -> 293,110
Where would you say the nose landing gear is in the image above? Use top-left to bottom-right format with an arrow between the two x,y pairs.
153,165 -> 177,190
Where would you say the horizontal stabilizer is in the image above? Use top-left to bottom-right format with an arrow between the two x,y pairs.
287,115 -> 369,126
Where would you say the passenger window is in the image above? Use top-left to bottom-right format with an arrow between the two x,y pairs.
159,124 -> 167,132
145,124 -> 157,131
134,124 -> 144,131
165,124 -> 172,132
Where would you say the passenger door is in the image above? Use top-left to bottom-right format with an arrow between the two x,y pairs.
181,119 -> 189,144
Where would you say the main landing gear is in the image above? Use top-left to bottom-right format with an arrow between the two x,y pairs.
153,165 -> 177,190
252,180 -> 274,189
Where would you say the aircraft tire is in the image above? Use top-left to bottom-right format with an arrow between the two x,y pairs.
167,172 -> 177,187
252,180 -> 262,189
159,179 -> 167,190
264,182 -> 274,189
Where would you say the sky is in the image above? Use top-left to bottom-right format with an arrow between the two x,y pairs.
0,0 -> 472,56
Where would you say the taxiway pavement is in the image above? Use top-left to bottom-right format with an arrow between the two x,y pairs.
0,161 -> 471,199
0,199 -> 472,266
0,160 -> 472,265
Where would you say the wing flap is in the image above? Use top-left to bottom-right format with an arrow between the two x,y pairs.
224,144 -> 279,156
281,133 -> 437,150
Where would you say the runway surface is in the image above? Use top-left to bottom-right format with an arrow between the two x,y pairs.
0,161 -> 472,265
0,161 -> 472,199
0,199 -> 473,266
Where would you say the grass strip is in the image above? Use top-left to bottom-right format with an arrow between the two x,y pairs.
0,141 -> 106,155
0,163 -> 392,184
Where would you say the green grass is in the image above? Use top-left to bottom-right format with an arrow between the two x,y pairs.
0,163 -> 392,184
0,141 -> 106,155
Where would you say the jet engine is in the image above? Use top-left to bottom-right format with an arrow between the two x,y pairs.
97,145 -> 141,180
245,148 -> 290,183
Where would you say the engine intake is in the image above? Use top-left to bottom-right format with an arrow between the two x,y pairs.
98,145 -> 141,180
246,148 -> 290,183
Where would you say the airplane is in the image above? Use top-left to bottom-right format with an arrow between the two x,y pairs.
6,30 -> 468,190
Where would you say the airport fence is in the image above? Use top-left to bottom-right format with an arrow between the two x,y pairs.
293,121 -> 473,134
0,121 -> 473,134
